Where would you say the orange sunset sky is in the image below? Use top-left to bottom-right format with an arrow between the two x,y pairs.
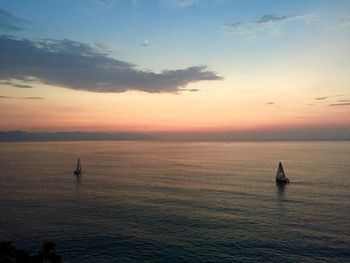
0,1 -> 349,139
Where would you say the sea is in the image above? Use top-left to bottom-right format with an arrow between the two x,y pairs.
0,141 -> 349,262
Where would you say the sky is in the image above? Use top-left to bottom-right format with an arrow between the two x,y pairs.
0,0 -> 349,139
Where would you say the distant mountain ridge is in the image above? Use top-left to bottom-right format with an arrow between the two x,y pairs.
0,129 -> 349,141
0,131 -> 153,141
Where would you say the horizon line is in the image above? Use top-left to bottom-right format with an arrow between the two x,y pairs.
0,130 -> 349,142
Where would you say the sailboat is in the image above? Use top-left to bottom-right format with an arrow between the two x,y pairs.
74,158 -> 82,176
276,161 -> 289,183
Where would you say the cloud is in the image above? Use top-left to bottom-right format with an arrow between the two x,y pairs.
0,95 -> 45,99
315,95 -> 343,101
12,83 -> 32,88
338,99 -> 350,102
224,13 -> 318,35
266,102 -> 274,105
0,81 -> 32,88
0,9 -> 27,32
93,41 -> 111,54
0,36 -> 222,93
20,97 -> 46,100
329,15 -> 350,31
329,103 -> 350,107
96,0 -> 118,8
160,0 -> 196,8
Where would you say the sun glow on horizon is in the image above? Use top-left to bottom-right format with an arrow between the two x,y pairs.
0,1 -> 349,138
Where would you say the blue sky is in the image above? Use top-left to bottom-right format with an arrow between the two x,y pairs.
2,0 -> 348,69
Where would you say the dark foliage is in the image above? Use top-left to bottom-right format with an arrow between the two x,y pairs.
0,241 -> 62,263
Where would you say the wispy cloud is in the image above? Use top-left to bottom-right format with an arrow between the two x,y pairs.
12,84 -> 32,89
93,41 -> 112,54
329,15 -> 350,31
160,0 -> 197,9
20,97 -> 45,100
315,96 -> 328,100
0,95 -> 45,99
0,36 -> 222,93
266,102 -> 274,105
329,103 -> 350,107
315,94 -> 343,101
0,81 -> 32,88
224,13 -> 318,35
338,99 -> 350,103
96,0 -> 118,8
0,8 -> 28,32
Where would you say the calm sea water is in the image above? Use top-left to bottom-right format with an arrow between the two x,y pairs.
0,141 -> 349,262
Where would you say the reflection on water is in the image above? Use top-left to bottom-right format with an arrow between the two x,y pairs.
75,174 -> 81,192
75,174 -> 81,183
0,141 -> 349,262
276,183 -> 287,201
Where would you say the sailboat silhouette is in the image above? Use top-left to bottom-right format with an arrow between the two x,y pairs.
276,162 -> 289,183
74,158 -> 82,176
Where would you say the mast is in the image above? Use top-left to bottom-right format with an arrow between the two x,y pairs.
76,158 -> 81,171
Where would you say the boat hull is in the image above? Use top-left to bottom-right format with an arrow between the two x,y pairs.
276,178 -> 289,183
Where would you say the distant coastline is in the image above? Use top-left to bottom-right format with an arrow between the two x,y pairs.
0,131 -> 153,142
0,130 -> 349,142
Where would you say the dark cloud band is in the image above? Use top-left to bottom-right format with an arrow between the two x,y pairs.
0,36 -> 222,93
0,81 -> 32,88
